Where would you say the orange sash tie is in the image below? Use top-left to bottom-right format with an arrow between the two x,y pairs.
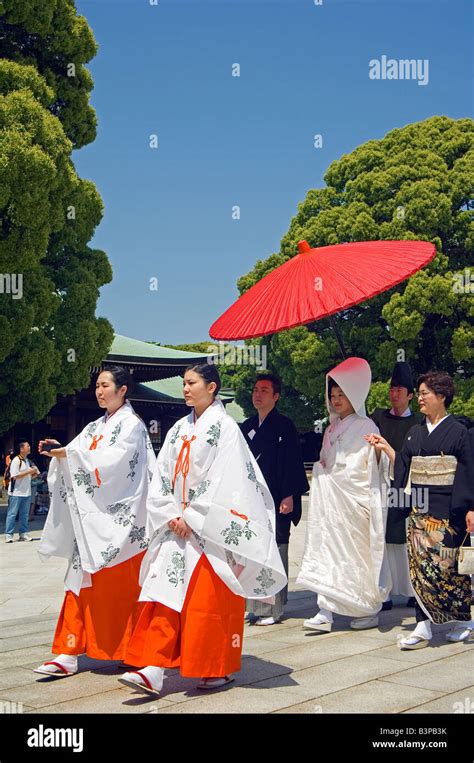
172,435 -> 196,509
89,435 -> 104,451
89,435 -> 104,487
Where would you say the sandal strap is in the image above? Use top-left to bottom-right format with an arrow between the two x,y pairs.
43,661 -> 71,674
205,676 -> 230,684
132,670 -> 153,690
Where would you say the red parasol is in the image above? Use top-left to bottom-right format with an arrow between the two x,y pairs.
209,240 -> 436,355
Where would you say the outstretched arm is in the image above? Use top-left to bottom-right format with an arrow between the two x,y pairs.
364,433 -> 396,463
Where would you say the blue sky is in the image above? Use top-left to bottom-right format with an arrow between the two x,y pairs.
75,0 -> 473,345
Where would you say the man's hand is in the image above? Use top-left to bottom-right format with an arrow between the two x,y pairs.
168,517 -> 192,539
12,462 -> 40,480
280,496 -> 294,514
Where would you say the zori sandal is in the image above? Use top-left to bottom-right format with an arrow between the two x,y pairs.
33,660 -> 78,677
118,670 -> 163,696
197,675 -> 234,690
398,635 -> 430,650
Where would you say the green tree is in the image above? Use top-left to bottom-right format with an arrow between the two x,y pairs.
164,339 -> 317,431
0,1 -> 113,435
160,340 -> 249,393
236,116 -> 474,421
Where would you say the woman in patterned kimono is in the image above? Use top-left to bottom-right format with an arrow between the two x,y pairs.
366,371 -> 474,650
120,363 -> 286,695
34,366 -> 156,677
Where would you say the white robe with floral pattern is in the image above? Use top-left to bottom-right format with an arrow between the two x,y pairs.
38,401 -> 156,594
139,399 -> 287,612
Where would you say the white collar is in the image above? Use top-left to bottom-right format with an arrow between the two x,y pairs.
389,407 -> 412,417
103,400 -> 131,423
426,414 -> 450,433
190,398 -> 226,428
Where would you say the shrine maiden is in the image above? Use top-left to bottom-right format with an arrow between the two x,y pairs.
120,363 -> 286,694
34,366 -> 155,677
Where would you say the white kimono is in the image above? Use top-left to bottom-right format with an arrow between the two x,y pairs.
296,358 -> 391,618
139,398 -> 287,612
38,401 -> 156,595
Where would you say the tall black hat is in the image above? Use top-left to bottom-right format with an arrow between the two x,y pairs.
390,361 -> 414,392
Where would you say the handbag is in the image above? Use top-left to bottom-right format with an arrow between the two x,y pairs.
457,532 -> 474,575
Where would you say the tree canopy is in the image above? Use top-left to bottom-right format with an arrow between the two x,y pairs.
0,0 -> 113,435
234,116 -> 474,427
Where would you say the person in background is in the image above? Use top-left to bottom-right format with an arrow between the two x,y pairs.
2,450 -> 14,490
241,373 -> 309,626
370,361 -> 423,610
5,441 -> 39,542
28,459 -> 42,521
35,471 -> 50,515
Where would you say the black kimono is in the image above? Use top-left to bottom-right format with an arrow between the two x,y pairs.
392,415 -> 473,624
370,408 -> 423,543
240,408 -> 309,544
393,416 -> 473,531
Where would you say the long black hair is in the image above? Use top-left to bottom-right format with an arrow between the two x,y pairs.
99,365 -> 134,398
185,362 -> 221,398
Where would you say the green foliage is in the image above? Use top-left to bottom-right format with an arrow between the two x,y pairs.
367,381 -> 391,413
0,1 -> 113,435
0,0 -> 97,148
166,338 -> 318,431
234,116 -> 474,421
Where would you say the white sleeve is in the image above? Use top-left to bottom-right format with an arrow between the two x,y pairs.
9,457 -> 21,478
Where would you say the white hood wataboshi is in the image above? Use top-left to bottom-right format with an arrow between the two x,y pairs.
326,357 -> 372,422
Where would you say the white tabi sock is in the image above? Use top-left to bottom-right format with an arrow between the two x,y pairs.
315,608 -> 333,624
138,666 -> 164,690
56,654 -> 79,669
412,620 -> 432,640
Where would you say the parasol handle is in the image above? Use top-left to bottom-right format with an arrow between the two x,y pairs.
328,314 -> 347,359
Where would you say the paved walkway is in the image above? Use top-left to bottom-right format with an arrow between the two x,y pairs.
1,498 -> 473,714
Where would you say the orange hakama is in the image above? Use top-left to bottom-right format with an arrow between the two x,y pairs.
124,553 -> 245,677
52,551 -> 146,661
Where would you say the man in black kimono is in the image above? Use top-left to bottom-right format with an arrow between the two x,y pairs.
241,373 -> 309,625
371,361 -> 423,610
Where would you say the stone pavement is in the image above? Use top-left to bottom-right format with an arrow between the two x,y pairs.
0,497 -> 473,715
